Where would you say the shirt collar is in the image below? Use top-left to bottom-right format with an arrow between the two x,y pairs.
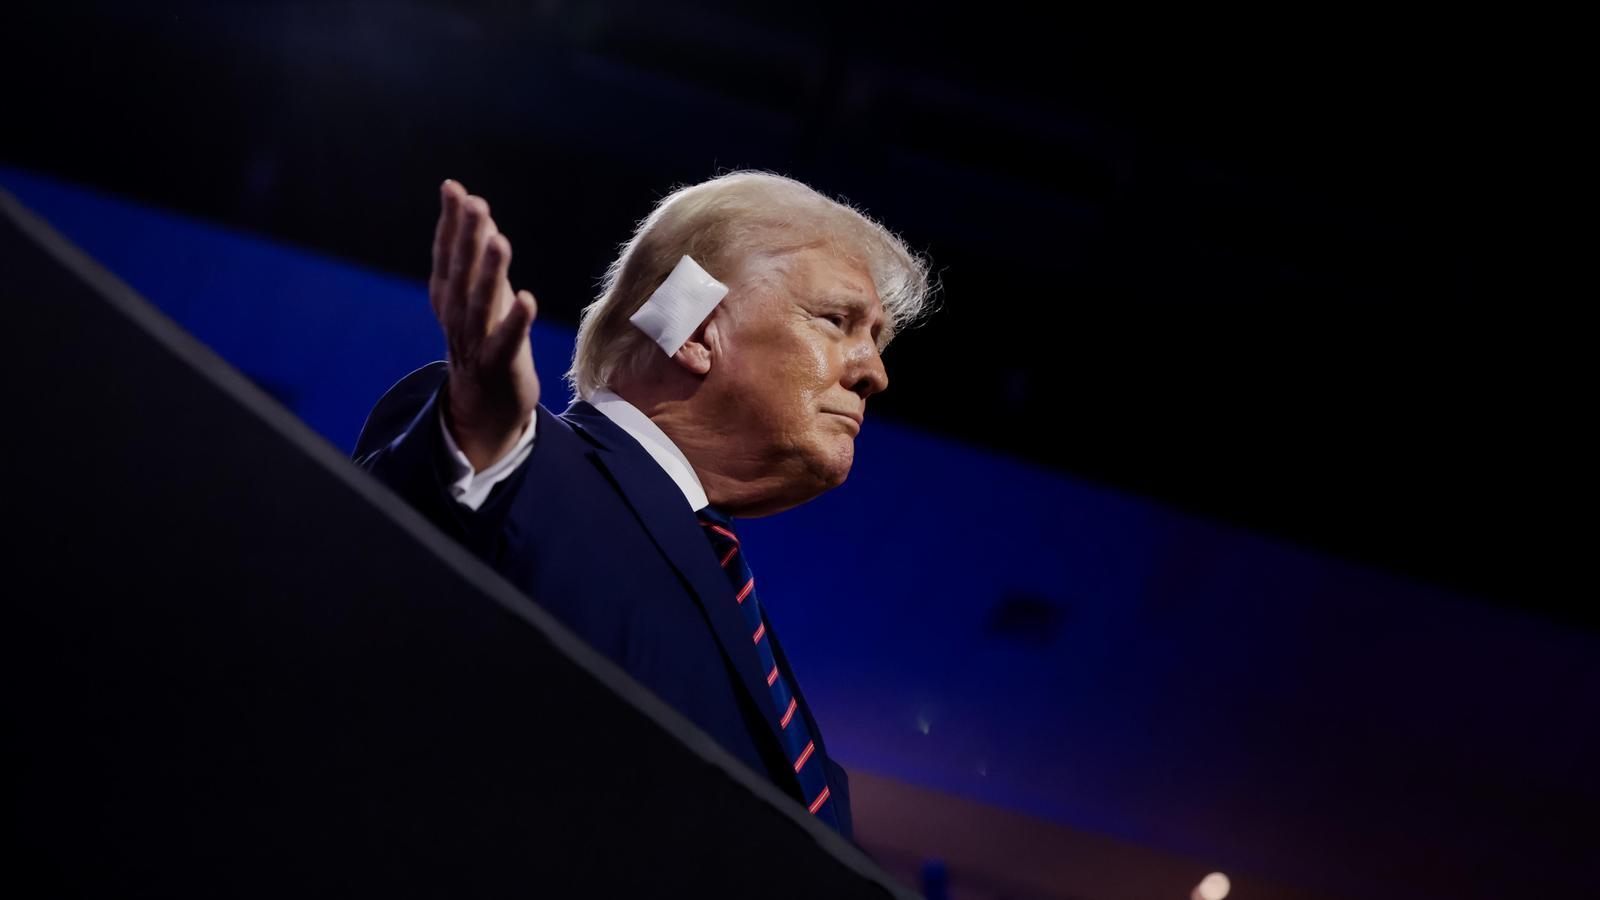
585,389 -> 710,512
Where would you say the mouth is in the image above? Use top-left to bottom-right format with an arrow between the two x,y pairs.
824,411 -> 863,431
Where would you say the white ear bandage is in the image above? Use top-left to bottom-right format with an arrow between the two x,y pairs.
629,255 -> 730,356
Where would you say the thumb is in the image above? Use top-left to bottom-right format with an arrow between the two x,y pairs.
485,290 -> 537,367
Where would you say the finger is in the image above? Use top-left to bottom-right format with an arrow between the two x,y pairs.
467,229 -> 512,331
432,180 -> 466,276
430,180 -> 466,318
432,179 -> 466,275
485,290 -> 538,368
447,196 -> 491,337
467,231 -> 511,339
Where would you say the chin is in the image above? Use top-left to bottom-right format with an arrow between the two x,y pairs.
786,435 -> 855,498
811,443 -> 854,490
821,464 -> 850,490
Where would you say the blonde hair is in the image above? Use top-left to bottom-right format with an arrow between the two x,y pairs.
566,171 -> 935,399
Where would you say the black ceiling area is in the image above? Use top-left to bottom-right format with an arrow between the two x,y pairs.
7,3 -> 1581,624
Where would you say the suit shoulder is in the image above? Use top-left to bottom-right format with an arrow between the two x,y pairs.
352,362 -> 449,460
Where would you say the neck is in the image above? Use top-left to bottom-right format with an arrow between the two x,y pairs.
614,373 -> 817,518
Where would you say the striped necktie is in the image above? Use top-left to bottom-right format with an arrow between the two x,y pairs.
697,505 -> 841,831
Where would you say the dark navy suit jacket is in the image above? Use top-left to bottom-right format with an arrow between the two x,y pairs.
352,362 -> 852,838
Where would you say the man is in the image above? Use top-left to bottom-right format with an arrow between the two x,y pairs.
353,172 -> 932,838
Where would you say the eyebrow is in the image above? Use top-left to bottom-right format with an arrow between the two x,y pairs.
817,293 -> 885,321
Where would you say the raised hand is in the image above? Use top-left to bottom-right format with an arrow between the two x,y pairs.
430,179 -> 540,471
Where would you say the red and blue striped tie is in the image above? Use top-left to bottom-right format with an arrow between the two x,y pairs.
698,505 -> 841,831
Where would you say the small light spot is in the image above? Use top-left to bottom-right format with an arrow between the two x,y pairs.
1192,872 -> 1230,900
915,714 -> 931,735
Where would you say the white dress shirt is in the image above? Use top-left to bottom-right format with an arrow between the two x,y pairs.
439,390 -> 708,512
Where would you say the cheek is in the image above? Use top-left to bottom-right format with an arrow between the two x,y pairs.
733,361 -> 807,436
799,338 -> 835,395
767,339 -> 832,412
727,327 -> 837,440
792,343 -> 837,428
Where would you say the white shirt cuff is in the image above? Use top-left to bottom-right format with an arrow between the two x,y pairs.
438,406 -> 538,511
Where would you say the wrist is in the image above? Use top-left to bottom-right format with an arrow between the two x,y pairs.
443,379 -> 527,472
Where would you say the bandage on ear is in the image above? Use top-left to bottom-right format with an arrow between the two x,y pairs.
629,255 -> 730,356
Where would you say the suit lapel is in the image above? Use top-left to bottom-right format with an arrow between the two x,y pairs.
560,402 -> 792,759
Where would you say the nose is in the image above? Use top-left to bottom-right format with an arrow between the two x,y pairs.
846,339 -> 889,401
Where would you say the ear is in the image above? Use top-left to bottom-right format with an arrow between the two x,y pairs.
670,318 -> 716,376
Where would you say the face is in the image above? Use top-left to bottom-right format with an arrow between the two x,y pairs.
706,246 -> 890,504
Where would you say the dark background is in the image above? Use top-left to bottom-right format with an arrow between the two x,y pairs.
6,2 -> 1583,622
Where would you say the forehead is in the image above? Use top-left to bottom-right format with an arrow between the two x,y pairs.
767,246 -> 883,313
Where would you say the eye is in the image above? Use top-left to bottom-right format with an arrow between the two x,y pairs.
823,313 -> 848,329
